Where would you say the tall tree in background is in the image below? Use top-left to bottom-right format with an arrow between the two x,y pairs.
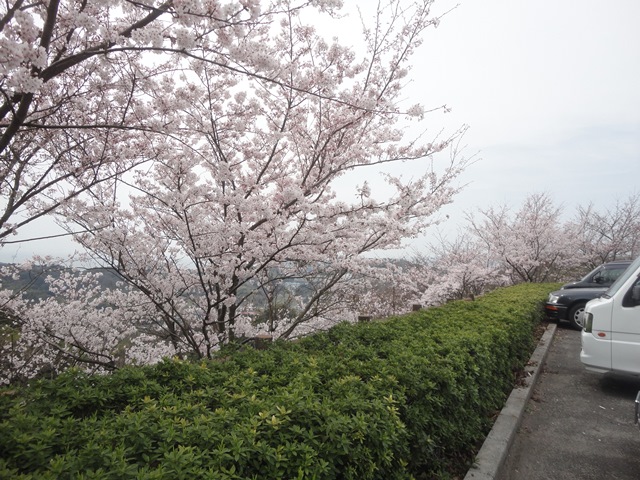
571,193 -> 640,266
414,232 -> 506,306
465,193 -> 578,283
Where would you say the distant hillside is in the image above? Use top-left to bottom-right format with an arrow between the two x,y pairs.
0,263 -> 122,301
1,257 -> 414,306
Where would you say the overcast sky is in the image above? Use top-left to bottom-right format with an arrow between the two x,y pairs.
415,0 -> 640,221
2,0 -> 639,262
334,0 -> 640,256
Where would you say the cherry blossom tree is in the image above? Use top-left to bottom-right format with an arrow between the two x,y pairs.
1,0 -> 470,380
412,192 -> 640,308
465,193 -> 579,283
0,259 -> 177,384
571,193 -> 640,266
413,232 -> 506,306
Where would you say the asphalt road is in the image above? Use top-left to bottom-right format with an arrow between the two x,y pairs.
498,324 -> 640,480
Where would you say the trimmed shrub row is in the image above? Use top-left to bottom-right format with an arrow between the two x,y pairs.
0,283 -> 555,479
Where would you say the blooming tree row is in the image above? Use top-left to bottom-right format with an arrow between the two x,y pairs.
417,192 -> 640,306
573,194 -> 640,266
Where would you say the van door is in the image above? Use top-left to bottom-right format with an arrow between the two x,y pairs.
611,276 -> 640,374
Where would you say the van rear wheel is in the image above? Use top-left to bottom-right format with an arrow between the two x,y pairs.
569,303 -> 586,330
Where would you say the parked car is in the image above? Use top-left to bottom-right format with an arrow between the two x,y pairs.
580,254 -> 640,376
545,260 -> 632,330
561,260 -> 632,289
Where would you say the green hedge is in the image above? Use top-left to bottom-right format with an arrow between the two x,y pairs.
0,283 -> 554,479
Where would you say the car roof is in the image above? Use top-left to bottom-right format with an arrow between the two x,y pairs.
602,260 -> 633,267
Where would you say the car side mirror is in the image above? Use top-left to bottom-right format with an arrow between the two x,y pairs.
594,275 -> 604,284
633,284 -> 640,303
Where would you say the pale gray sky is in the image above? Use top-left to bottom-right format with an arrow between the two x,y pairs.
2,0 -> 639,262
417,0 -> 640,217
340,0 -> 640,255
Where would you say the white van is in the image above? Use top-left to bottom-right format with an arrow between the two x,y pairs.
580,255 -> 640,375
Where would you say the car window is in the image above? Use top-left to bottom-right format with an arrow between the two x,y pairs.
609,267 -> 626,282
595,267 -> 626,284
582,266 -> 602,282
606,257 -> 640,298
622,277 -> 640,307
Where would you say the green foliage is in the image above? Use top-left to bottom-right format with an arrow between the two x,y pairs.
0,284 -> 554,479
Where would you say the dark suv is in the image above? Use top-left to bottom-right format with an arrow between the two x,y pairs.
545,260 -> 632,330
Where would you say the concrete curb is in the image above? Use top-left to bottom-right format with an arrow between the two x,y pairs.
464,322 -> 557,480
